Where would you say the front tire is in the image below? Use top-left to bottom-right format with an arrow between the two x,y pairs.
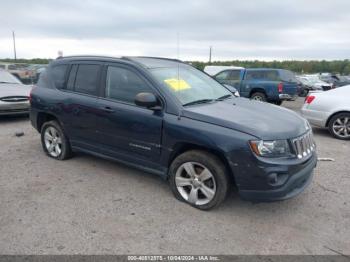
41,120 -> 72,160
169,150 -> 229,210
328,113 -> 350,140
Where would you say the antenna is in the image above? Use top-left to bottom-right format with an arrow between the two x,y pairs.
177,32 -> 180,89
209,46 -> 212,64
12,31 -> 17,61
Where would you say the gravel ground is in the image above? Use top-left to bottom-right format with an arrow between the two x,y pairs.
0,98 -> 349,255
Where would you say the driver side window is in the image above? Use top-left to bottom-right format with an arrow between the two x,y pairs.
106,66 -> 153,105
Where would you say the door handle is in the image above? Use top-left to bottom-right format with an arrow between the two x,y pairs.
101,106 -> 115,113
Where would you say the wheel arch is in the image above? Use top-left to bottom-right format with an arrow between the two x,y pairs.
167,142 -> 235,183
325,110 -> 350,127
36,112 -> 59,133
249,88 -> 267,97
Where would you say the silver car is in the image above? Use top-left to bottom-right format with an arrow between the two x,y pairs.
0,69 -> 31,115
301,86 -> 350,140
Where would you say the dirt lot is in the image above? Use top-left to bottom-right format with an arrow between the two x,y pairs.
0,98 -> 349,255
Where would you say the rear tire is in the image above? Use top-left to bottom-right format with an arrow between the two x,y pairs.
328,113 -> 350,140
41,120 -> 72,160
169,150 -> 229,210
250,92 -> 267,102
274,101 -> 283,106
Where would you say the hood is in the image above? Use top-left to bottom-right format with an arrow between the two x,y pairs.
182,98 -> 308,140
0,83 -> 31,98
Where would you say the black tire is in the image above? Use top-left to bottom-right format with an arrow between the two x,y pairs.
299,89 -> 309,97
169,150 -> 229,210
41,120 -> 72,160
274,101 -> 283,106
250,92 -> 267,102
328,113 -> 350,140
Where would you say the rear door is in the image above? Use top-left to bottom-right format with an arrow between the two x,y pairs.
58,62 -> 102,150
95,63 -> 164,166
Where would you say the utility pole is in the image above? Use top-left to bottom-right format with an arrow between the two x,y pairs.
12,31 -> 17,61
209,46 -> 212,64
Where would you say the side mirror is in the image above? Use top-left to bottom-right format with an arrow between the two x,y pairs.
223,84 -> 240,97
135,92 -> 161,110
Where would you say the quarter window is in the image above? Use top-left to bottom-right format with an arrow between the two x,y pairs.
51,65 -> 68,89
105,66 -> 153,104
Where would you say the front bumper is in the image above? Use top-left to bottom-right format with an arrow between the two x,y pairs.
238,153 -> 317,202
279,94 -> 298,101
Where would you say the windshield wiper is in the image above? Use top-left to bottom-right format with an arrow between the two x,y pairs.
183,99 -> 215,107
216,94 -> 232,101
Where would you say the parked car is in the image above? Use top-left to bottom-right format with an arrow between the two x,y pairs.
301,85 -> 350,140
0,63 -> 36,84
204,66 -> 299,105
319,73 -> 350,88
27,64 -> 48,83
30,56 -> 317,210
296,75 -> 332,95
296,76 -> 322,97
0,69 -> 31,115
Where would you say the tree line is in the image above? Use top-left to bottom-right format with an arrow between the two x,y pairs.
190,60 -> 350,75
1,58 -> 350,75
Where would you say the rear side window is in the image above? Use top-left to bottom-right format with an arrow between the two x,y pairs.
245,70 -> 279,81
51,65 -> 68,89
105,66 -> 153,104
67,64 -> 100,95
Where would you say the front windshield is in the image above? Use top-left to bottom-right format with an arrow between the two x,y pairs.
0,70 -> 21,84
150,66 -> 231,105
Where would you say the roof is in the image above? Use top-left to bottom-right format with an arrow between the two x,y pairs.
55,55 -> 185,69
125,56 -> 184,69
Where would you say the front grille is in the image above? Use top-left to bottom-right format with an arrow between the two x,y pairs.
292,130 -> 315,159
0,96 -> 29,102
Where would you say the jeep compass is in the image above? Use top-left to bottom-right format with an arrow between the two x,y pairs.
30,56 -> 317,210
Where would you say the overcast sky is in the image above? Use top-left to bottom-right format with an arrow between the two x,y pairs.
0,0 -> 349,61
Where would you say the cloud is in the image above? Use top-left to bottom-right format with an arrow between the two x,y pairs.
0,0 -> 349,60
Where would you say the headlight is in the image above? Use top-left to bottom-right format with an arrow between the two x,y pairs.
249,140 -> 292,158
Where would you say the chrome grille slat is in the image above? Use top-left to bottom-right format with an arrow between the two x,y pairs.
0,96 -> 28,102
292,130 -> 315,159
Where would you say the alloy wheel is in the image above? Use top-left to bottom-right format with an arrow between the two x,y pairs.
252,96 -> 263,101
44,126 -> 62,157
175,162 -> 216,206
332,117 -> 350,138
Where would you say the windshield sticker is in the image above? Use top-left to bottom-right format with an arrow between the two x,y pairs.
164,78 -> 191,91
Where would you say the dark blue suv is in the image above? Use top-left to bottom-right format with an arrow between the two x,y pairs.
30,56 -> 317,210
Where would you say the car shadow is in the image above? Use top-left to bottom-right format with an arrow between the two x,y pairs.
0,114 -> 29,124
311,126 -> 331,138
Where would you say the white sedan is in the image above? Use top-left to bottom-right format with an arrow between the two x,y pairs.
301,86 -> 350,140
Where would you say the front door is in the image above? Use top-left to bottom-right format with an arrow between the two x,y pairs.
95,64 -> 163,166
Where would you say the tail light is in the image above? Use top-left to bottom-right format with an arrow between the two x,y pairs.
277,83 -> 283,93
29,85 -> 36,104
305,95 -> 315,104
